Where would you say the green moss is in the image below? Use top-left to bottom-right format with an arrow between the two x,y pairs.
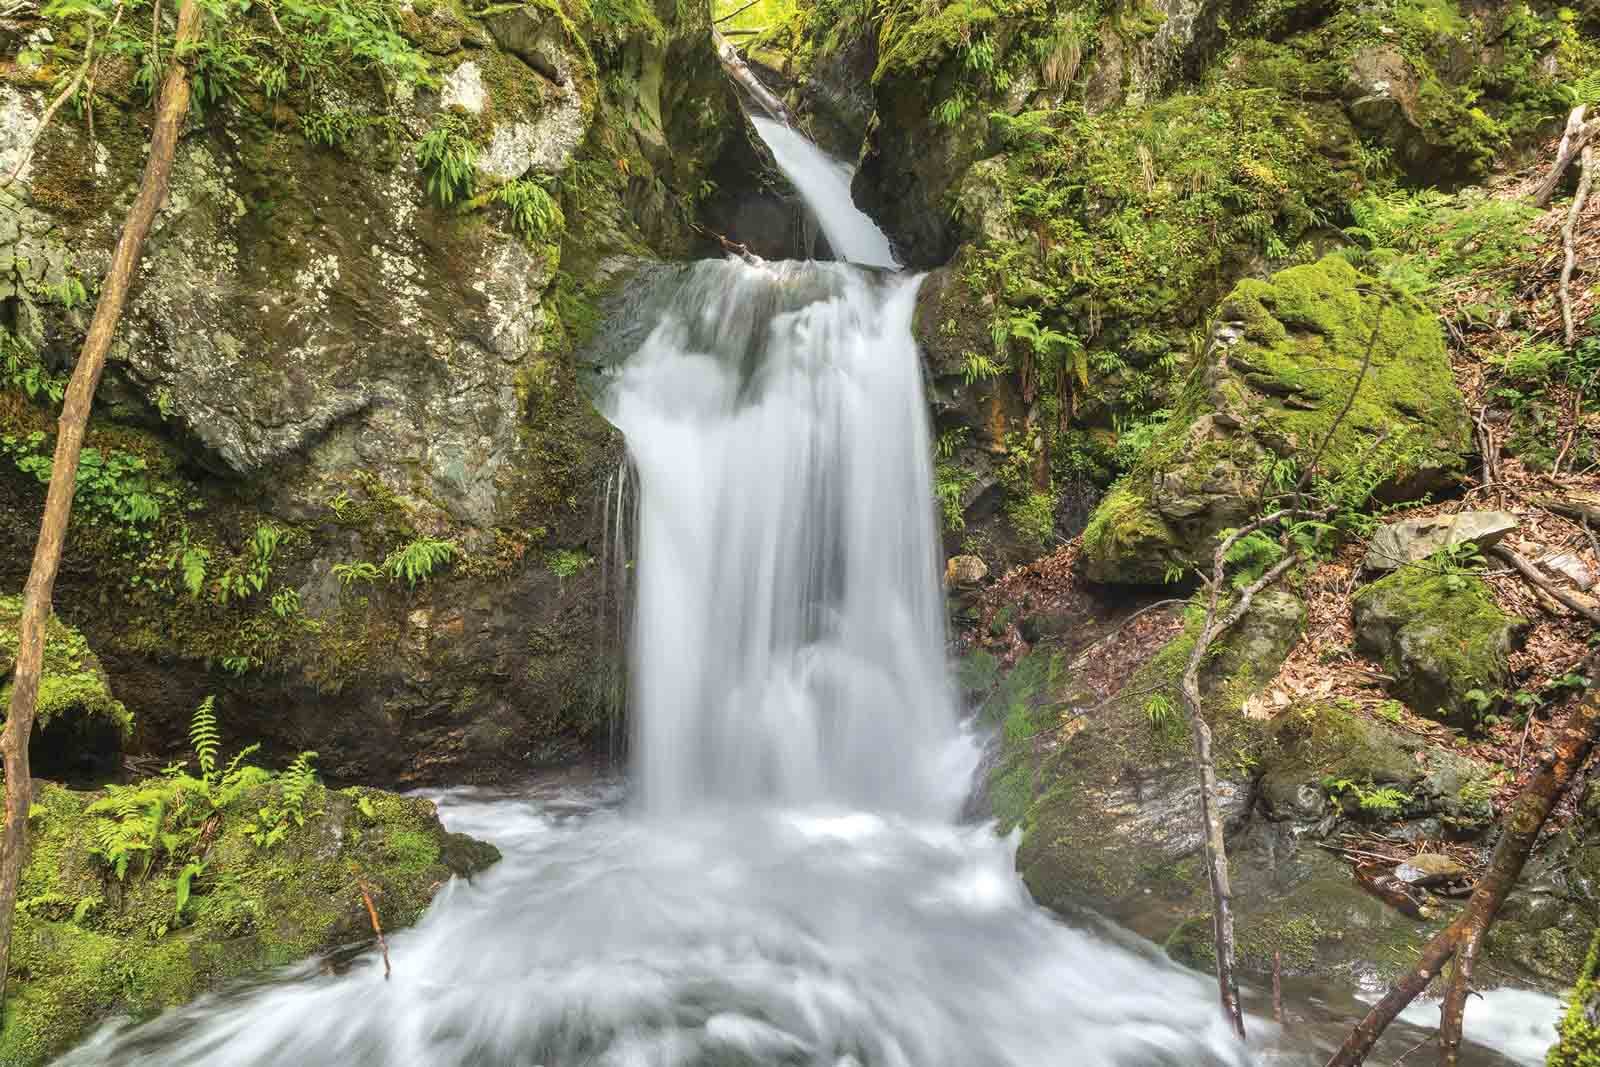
0,781 -> 496,1065
1551,930 -> 1600,1067
0,595 -> 131,736
1352,566 -> 1524,728
1218,256 -> 1468,481
1079,483 -> 1178,584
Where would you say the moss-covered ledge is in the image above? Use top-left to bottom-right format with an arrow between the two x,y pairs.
1079,255 -> 1471,584
0,780 -> 498,1066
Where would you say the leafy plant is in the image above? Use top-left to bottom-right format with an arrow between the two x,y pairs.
546,548 -> 592,578
495,178 -> 564,244
416,114 -> 478,207
332,560 -> 382,587
384,536 -> 458,587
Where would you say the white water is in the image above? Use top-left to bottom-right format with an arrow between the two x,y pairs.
53,124 -> 1555,1067
750,116 -> 898,269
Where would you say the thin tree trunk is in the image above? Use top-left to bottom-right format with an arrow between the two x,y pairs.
1560,143 -> 1593,350
0,0 -> 203,1009
1179,508 -> 1317,1040
1535,106 -> 1593,208
1323,653 -> 1600,1067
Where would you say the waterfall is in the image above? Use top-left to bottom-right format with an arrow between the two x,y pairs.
749,116 -> 899,269
53,121 -> 1278,1067
600,259 -> 965,815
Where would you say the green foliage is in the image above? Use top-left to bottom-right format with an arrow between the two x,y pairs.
1144,692 -> 1176,732
416,114 -> 478,207
935,461 -> 975,531
247,752 -> 321,849
1321,775 -> 1411,819
383,536 -> 458,587
545,548 -> 592,578
1,432 -> 174,535
86,697 -> 316,918
1007,490 -> 1057,549
332,560 -> 382,587
494,178 -> 565,244
1,328 -> 66,404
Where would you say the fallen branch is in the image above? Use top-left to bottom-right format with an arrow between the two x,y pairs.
1560,141 -> 1593,350
713,30 -> 791,124
1323,653 -> 1600,1066
358,879 -> 392,979
1535,106 -> 1595,208
1490,545 -> 1600,625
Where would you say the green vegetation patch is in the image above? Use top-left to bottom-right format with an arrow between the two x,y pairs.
0,595 -> 131,736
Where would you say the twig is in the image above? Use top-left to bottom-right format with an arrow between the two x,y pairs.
0,22 -> 98,190
713,0 -> 762,23
1516,712 -> 1534,775
358,879 -> 392,979
1559,142 -> 1593,351
1489,545 -> 1600,625
84,2 -> 127,145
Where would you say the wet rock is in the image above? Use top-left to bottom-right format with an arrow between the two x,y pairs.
1394,852 -> 1469,887
1363,511 -> 1518,572
1353,568 -> 1528,729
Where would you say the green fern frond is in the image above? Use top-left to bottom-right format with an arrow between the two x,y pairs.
190,696 -> 220,780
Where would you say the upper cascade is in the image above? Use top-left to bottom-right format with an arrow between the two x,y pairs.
750,115 -> 900,269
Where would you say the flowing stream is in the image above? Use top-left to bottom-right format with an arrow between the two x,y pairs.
56,120 -> 1554,1067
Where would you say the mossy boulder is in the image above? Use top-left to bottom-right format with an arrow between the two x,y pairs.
0,595 -> 131,779
1080,255 -> 1472,584
0,779 -> 498,1066
1352,566 -> 1528,729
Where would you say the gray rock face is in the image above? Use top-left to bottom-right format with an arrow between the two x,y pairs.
1363,511 -> 1518,572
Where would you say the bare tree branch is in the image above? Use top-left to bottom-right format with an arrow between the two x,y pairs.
1490,545 -> 1600,625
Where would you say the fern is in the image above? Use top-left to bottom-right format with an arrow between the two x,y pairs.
173,861 -> 205,923
383,537 -> 458,588
281,752 -> 320,822
190,697 -> 221,781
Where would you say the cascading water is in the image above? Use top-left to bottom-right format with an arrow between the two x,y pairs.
53,119 -> 1550,1067
604,258 -> 965,816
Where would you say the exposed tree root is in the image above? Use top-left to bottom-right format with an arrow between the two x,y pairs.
1535,105 -> 1596,208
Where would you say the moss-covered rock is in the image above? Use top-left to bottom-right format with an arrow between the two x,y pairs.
1549,930 -> 1600,1066
0,779 -> 497,1067
1080,256 -> 1471,584
0,594 -> 131,779
993,592 -> 1301,920
1352,566 -> 1528,729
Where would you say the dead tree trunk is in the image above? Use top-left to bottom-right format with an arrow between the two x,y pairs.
1560,141 -> 1593,350
1323,652 -> 1600,1067
0,0 -> 203,1009
1535,105 -> 1595,208
713,30 -> 791,124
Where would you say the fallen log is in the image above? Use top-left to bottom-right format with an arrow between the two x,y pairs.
713,30 -> 791,125
1535,105 -> 1596,208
